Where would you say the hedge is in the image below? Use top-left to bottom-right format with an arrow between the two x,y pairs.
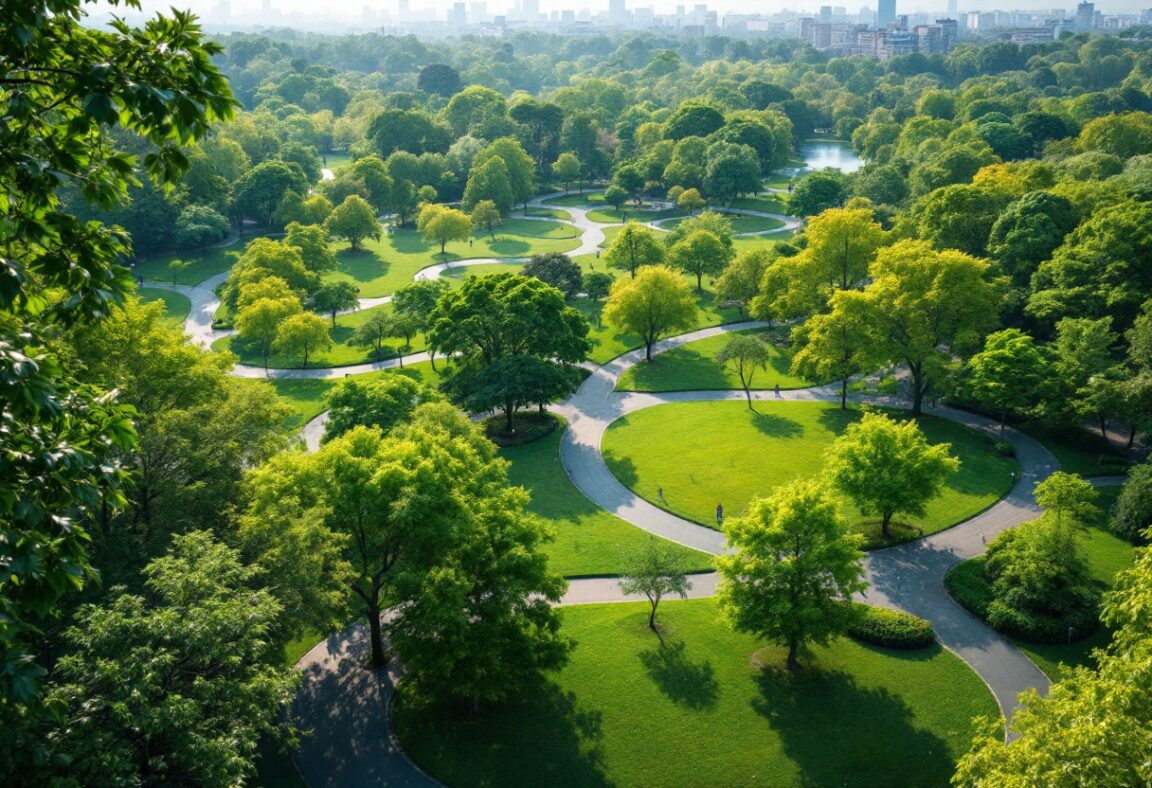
846,603 -> 936,649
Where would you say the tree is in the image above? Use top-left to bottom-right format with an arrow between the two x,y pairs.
233,160 -> 309,226
300,194 -> 334,225
167,258 -> 189,286
825,411 -> 960,538
582,271 -> 614,328
604,265 -> 697,362
619,537 -> 694,631
967,329 -> 1051,432
311,281 -> 360,325
462,156 -> 514,213
613,164 -> 646,203
323,376 -> 441,442
326,194 -> 380,251
44,532 -> 298,786
716,248 -> 773,319
717,333 -> 772,408
471,199 -> 503,238
285,221 -> 337,274
522,252 -> 583,299
665,103 -> 725,140
910,184 -> 1010,258
222,238 -> 318,310
789,170 -> 849,218
703,142 -> 761,204
174,205 -> 229,250
1111,462 -> 1152,544
604,222 -> 665,278
472,137 -> 536,210
677,187 -> 706,214
349,311 -> 395,360
717,480 -> 866,670
430,273 -> 590,368
446,355 -> 581,432
273,312 -> 332,368
664,210 -> 734,251
790,304 -> 877,410
552,152 -> 582,193
1035,471 -> 1100,529
603,184 -> 629,213
349,156 -> 393,214
368,109 -> 452,158
953,536 -> 1152,785
387,179 -> 420,227
667,229 -> 733,292
417,63 -> 461,97
418,204 -> 472,256
841,240 -> 1003,415
235,295 -> 303,372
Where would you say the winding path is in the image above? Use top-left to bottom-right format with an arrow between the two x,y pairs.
155,191 -> 1087,783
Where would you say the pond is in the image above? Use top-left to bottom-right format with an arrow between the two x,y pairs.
799,139 -> 864,174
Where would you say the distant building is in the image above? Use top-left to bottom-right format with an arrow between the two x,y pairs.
877,0 -> 895,29
609,0 -> 628,24
1074,1 -> 1095,31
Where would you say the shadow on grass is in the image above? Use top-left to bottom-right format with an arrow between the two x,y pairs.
751,656 -> 953,785
750,411 -> 804,439
490,238 -> 531,255
602,448 -> 640,488
394,680 -> 610,788
336,247 -> 391,283
639,638 -> 719,710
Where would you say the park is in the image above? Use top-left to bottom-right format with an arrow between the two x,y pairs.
7,9 -> 1152,787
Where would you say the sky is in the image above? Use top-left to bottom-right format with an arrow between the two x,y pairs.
94,0 -> 1150,23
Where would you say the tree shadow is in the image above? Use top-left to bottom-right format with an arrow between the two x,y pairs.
490,238 -> 531,255
816,405 -> 862,435
335,248 -> 390,283
750,655 -> 954,786
601,448 -> 639,488
392,679 -> 610,788
639,638 -> 719,710
750,411 -> 804,439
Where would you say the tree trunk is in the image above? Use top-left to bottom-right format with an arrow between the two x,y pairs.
744,385 -> 753,409
881,511 -> 892,538
398,350 -> 404,368
648,602 -> 658,631
366,595 -> 386,668
909,364 -> 924,417
1098,413 -> 1108,439
786,639 -> 799,670
1127,425 -> 1137,449
645,341 -> 653,361
302,347 -> 309,369
505,405 -> 515,432
1000,404 -> 1007,434
440,240 -> 446,255
696,272 -> 703,292
840,378 -> 848,410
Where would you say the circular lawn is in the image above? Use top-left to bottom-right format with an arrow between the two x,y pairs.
601,400 -> 1016,547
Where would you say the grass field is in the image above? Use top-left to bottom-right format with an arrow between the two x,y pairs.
616,327 -> 813,392
661,214 -> 785,235
138,287 -> 191,321
602,401 -> 1016,546
727,195 -> 788,213
544,191 -> 605,207
212,302 -> 430,369
945,487 -> 1136,680
500,419 -> 712,577
134,240 -> 249,286
1021,422 -> 1132,477
325,221 -> 581,297
267,362 -> 445,430
394,598 -> 996,788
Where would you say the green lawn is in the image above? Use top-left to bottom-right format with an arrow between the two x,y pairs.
500,419 -> 712,577
1022,422 -> 1132,477
268,362 -> 445,430
662,214 -> 784,234
543,191 -> 605,207
586,206 -> 684,225
573,288 -> 744,365
946,487 -> 1136,680
138,287 -> 191,321
325,220 -> 581,298
134,240 -> 249,286
727,195 -> 788,214
616,327 -> 813,392
602,401 -> 1016,547
521,206 -> 573,221
212,302 -> 430,369
394,598 -> 996,788
440,261 -> 527,283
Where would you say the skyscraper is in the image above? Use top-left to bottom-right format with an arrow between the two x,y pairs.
946,0 -> 957,15
877,0 -> 895,28
609,0 -> 628,24
1074,1 -> 1094,31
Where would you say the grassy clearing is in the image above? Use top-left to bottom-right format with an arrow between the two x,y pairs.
662,214 -> 785,234
1022,422 -> 1132,477
212,302 -> 430,369
544,191 -> 605,207
325,220 -> 581,298
500,419 -> 712,577
134,240 -> 249,286
394,598 -> 996,788
138,287 -> 191,321
267,362 -> 445,430
616,327 -> 813,392
946,487 -> 1136,680
727,195 -> 788,213
602,401 -> 1016,546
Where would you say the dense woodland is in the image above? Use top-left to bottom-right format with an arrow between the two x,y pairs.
5,1 -> 1152,784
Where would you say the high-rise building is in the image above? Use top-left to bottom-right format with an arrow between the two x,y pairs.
1074,1 -> 1095,31
397,0 -> 409,21
877,0 -> 895,28
522,0 -> 539,21
448,1 -> 466,25
819,5 -> 833,23
947,0 -> 957,15
609,0 -> 628,24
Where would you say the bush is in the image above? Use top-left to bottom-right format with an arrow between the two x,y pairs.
986,596 -> 1099,643
944,558 -> 994,618
846,603 -> 936,649
994,441 -> 1015,458
1111,462 -> 1152,544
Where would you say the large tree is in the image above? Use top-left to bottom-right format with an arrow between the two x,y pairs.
273,312 -> 333,368
619,537 -> 694,631
323,376 -> 442,443
717,480 -> 866,670
839,240 -> 1003,415
716,248 -> 774,319
667,229 -> 733,292
235,293 -> 303,372
967,329 -> 1052,431
418,203 -> 472,256
522,252 -> 583,299
44,532 -> 298,785
604,222 -> 665,278
233,160 -> 309,226
326,194 -> 380,251
462,157 -> 515,213
790,304 -> 878,410
311,281 -> 360,325
717,333 -> 773,408
471,137 -> 536,211
393,278 -> 451,368
222,237 -> 318,309
824,411 -> 960,538
604,265 -> 698,361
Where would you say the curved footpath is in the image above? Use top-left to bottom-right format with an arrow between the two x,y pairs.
153,193 -> 1085,783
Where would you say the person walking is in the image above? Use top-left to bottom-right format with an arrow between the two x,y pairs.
774,383 -> 781,398
716,503 -> 723,526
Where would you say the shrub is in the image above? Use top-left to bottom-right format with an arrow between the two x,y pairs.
945,558 -> 994,617
1111,462 -> 1152,544
846,603 -> 936,649
994,441 -> 1015,458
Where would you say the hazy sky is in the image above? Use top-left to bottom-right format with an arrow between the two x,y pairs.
95,0 -> 1148,23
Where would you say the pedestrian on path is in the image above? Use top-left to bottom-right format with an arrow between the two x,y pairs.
774,383 -> 781,398
658,487 -> 665,504
716,503 -> 723,525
